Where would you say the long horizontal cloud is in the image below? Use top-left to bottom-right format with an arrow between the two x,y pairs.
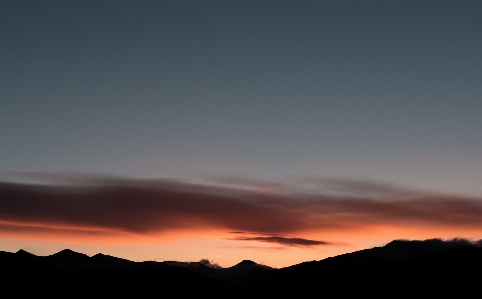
228,235 -> 332,247
1,178 -> 482,238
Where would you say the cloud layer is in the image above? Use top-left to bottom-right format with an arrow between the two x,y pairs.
1,178 -> 482,243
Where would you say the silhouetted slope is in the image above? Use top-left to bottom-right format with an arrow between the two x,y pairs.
255,239 -> 482,297
326,238 -> 478,264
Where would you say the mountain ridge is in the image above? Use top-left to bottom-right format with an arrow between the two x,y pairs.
3,238 -> 481,298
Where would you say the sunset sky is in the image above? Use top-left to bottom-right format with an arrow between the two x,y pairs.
1,0 -> 482,268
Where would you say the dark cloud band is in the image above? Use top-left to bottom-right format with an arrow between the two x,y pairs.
1,179 -> 482,237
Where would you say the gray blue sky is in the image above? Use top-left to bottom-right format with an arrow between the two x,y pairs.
2,0 -> 482,195
2,0 -> 482,267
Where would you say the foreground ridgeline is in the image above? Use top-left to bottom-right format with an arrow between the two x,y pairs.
2,239 -> 481,298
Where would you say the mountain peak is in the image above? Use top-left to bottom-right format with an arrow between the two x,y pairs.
236,260 -> 256,266
16,249 -> 35,257
50,249 -> 89,259
56,249 -> 80,254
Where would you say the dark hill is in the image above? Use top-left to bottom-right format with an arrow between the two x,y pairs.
255,239 -> 482,297
235,259 -> 256,266
43,249 -> 92,270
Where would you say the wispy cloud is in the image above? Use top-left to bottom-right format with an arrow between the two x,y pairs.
1,176 -> 482,239
217,245 -> 288,251
205,175 -> 283,191
295,177 -> 417,197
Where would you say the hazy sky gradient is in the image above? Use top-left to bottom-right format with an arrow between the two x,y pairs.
1,0 -> 482,266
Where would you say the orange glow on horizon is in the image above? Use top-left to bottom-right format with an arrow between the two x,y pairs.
2,219 -> 482,268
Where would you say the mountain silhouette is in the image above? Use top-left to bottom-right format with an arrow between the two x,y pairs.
2,238 -> 481,298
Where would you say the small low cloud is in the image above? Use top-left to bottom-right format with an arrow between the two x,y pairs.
199,259 -> 222,269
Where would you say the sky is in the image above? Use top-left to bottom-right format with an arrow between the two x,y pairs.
1,0 -> 482,268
